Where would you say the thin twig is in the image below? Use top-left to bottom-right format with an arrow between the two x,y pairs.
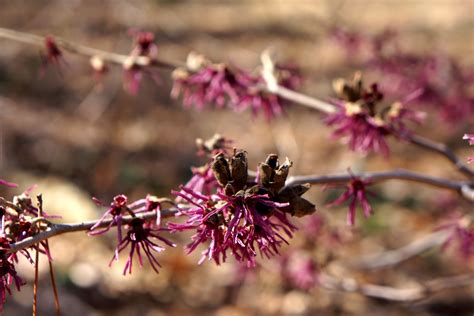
408,134 -> 474,179
318,273 -> 474,302
44,241 -> 61,316
8,209 -> 178,253
286,169 -> 472,200
350,230 -> 450,270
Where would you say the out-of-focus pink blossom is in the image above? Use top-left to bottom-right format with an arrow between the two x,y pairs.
437,213 -> 474,260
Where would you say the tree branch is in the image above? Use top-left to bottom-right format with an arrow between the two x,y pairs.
318,273 -> 474,302
286,169 -> 473,201
407,134 -> 474,179
350,230 -> 450,270
8,209 -> 178,253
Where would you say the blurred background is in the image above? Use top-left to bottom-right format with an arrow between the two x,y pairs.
0,0 -> 473,315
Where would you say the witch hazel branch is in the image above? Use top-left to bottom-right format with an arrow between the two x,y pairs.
0,27 -> 473,312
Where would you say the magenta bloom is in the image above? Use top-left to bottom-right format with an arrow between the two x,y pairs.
327,175 -> 374,226
437,213 -> 474,260
172,64 -> 241,110
464,134 -> 474,163
327,77 -> 424,156
90,194 -> 131,242
110,218 -> 175,274
90,194 -> 165,240
170,186 -> 296,267
171,53 -> 301,119
325,100 -> 392,157
332,29 -> 474,124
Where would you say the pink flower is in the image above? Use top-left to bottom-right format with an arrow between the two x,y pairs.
332,29 -> 474,124
327,74 -> 424,156
170,186 -> 296,267
280,251 -> 318,291
327,173 -> 374,226
90,194 -> 131,242
171,53 -> 301,120
110,218 -> 175,274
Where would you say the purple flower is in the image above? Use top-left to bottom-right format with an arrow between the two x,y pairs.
170,187 -> 296,267
325,100 -> 392,157
327,174 -> 374,226
89,194 -> 132,242
172,63 -> 241,110
464,134 -> 474,163
171,53 -> 301,119
326,74 -> 424,156
437,213 -> 474,260
332,29 -> 474,124
110,218 -> 175,274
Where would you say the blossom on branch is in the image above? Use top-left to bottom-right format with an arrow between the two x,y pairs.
325,72 -> 425,156
327,172 -> 374,226
110,218 -> 175,275
90,194 -> 175,274
169,150 -> 315,267
171,52 -> 301,120
331,28 -> 474,123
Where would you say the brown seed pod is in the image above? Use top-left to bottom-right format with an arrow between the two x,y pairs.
211,153 -> 231,187
230,149 -> 248,191
272,157 -> 293,193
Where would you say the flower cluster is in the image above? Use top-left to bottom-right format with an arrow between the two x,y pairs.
0,188 -> 58,311
464,134 -> 474,163
331,28 -> 474,124
325,72 -> 425,156
169,150 -> 315,267
171,52 -> 301,120
89,194 -> 175,274
327,172 -> 374,226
